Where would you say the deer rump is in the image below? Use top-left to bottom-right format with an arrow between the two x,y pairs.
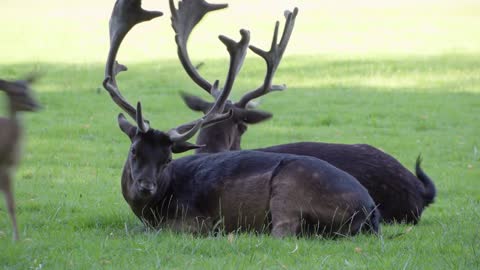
256,142 -> 436,224
123,150 -> 379,237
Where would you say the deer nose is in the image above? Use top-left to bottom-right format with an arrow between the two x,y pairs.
138,180 -> 157,194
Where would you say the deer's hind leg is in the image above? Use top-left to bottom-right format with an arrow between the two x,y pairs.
268,172 -> 303,238
269,196 -> 301,238
0,169 -> 19,241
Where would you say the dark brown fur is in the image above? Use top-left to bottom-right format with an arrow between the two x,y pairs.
181,96 -> 436,224
259,143 -> 435,223
118,125 -> 380,237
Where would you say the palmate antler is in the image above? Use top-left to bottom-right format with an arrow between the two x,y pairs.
103,0 -> 249,143
170,0 -> 298,108
103,0 -> 163,130
170,0 -> 252,100
170,0 -> 228,97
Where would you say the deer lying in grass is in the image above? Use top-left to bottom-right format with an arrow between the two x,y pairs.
0,76 -> 41,241
102,0 -> 379,237
178,2 -> 436,224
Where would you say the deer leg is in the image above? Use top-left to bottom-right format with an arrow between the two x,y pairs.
270,216 -> 300,238
269,197 -> 300,238
5,189 -> 19,241
1,171 -> 19,241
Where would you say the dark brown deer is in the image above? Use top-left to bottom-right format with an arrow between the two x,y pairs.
0,76 -> 41,241
178,3 -> 436,224
102,0 -> 379,237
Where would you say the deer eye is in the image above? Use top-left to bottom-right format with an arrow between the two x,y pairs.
131,148 -> 137,158
238,123 -> 247,134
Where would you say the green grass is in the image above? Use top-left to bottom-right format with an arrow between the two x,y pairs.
1,0 -> 480,269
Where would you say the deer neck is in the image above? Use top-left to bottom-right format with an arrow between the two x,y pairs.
8,106 -> 20,123
194,128 -> 231,154
0,79 -> 6,89
194,129 -> 212,154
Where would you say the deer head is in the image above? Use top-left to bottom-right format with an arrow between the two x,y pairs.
103,0 -> 249,203
177,7 -> 298,153
0,75 -> 41,117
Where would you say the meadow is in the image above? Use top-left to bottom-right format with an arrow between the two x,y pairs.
1,0 -> 480,269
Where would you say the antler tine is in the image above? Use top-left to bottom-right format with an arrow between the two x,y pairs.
214,29 -> 250,113
22,72 -> 41,85
166,82 -> 218,142
136,102 -> 149,133
166,30 -> 250,143
167,120 -> 203,143
104,0 -> 163,126
170,0 -> 228,95
236,7 -> 298,108
167,82 -> 231,142
113,61 -> 128,76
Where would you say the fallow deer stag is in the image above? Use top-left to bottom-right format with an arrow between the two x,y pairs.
0,76 -> 41,241
179,5 -> 436,224
102,0 -> 379,237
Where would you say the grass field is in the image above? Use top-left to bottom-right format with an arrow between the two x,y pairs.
1,0 -> 480,269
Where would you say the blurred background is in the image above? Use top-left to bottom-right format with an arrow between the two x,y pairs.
1,0 -> 479,64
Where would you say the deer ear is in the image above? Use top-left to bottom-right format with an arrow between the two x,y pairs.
118,113 -> 136,140
180,92 -> 213,114
171,141 -> 205,153
240,109 -> 273,124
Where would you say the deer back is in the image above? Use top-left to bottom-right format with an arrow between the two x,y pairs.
258,142 -> 435,223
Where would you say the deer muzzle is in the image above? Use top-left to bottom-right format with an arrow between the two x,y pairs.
138,180 -> 157,195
